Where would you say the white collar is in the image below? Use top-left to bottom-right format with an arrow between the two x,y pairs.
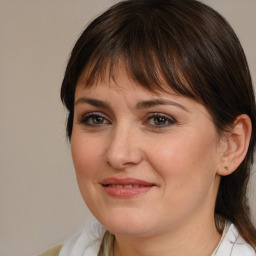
60,221 -> 255,256
212,222 -> 255,256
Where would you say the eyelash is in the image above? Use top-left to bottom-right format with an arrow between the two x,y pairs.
78,112 -> 176,129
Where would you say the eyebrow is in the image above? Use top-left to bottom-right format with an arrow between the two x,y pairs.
136,99 -> 188,111
75,98 -> 111,109
74,97 -> 188,112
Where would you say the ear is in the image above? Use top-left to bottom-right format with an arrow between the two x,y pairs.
217,114 -> 252,176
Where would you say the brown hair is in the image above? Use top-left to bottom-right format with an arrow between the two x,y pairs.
61,0 -> 256,250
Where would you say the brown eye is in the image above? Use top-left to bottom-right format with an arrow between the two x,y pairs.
90,115 -> 105,124
146,114 -> 175,128
153,116 -> 168,126
79,113 -> 110,126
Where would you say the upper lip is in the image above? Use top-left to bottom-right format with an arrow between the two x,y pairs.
100,177 -> 155,186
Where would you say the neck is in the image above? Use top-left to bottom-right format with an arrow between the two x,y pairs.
114,215 -> 221,256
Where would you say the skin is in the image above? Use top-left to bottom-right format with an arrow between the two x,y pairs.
71,66 -> 229,256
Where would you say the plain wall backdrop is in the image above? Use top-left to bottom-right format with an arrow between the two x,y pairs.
0,1 -> 255,256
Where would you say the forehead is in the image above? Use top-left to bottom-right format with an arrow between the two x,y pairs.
75,65 -> 211,118
74,60 -> 215,126
76,60 -> 182,96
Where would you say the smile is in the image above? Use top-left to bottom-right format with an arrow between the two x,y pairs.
105,184 -> 148,188
100,178 -> 155,198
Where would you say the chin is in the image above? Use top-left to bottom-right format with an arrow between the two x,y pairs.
95,209 -> 157,237
107,222 -> 152,237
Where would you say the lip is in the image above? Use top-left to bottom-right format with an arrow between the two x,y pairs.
100,177 -> 156,198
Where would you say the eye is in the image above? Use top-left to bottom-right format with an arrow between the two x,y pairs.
146,113 -> 175,128
78,112 -> 110,126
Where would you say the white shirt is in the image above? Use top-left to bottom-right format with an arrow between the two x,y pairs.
212,222 -> 255,256
60,221 -> 255,256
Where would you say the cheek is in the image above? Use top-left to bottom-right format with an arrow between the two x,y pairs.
71,133 -> 103,180
148,132 -> 220,224
148,130 -> 219,192
71,133 -> 106,210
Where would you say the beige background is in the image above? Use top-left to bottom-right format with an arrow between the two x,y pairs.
0,1 -> 255,256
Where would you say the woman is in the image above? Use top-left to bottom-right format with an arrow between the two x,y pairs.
50,0 -> 256,255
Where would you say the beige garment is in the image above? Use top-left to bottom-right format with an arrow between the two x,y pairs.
38,244 -> 63,256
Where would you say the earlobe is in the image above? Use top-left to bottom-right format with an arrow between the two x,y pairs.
217,114 -> 252,176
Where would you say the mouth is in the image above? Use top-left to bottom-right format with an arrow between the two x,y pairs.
100,177 -> 156,198
103,184 -> 149,188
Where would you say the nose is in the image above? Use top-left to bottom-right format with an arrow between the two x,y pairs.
104,125 -> 143,170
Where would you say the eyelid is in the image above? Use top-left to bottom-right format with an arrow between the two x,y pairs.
146,112 -> 176,121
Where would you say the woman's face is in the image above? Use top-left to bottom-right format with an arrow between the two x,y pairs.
71,66 -> 224,238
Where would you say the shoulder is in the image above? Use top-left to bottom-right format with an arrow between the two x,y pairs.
215,223 -> 256,256
59,220 -> 105,256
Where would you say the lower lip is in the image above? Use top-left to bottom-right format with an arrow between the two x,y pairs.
102,185 -> 154,198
